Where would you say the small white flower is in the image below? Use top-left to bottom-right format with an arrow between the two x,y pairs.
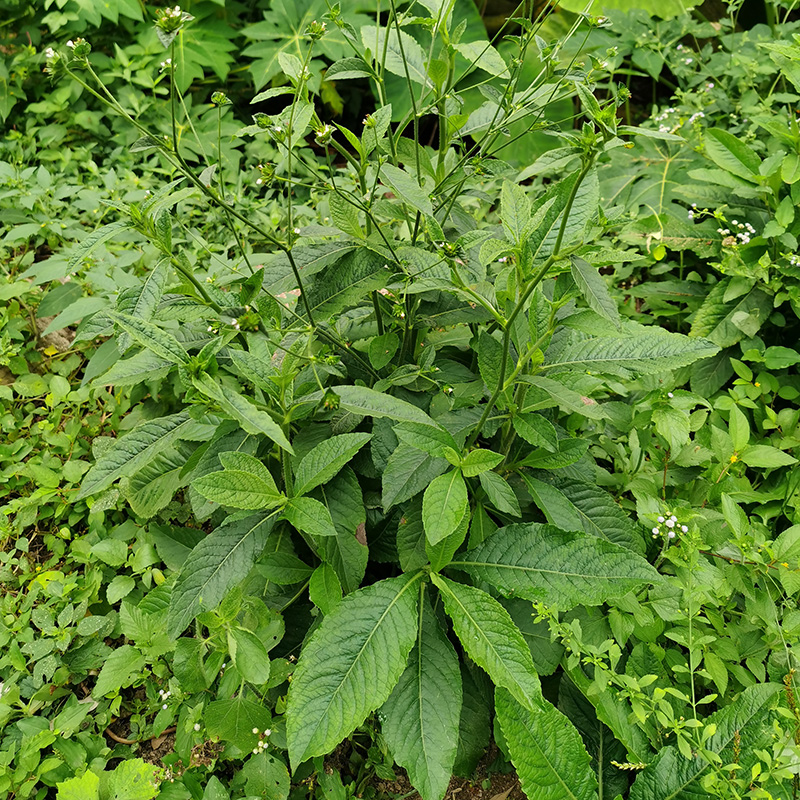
668,392 -> 674,398
67,40 -> 75,48
706,82 -> 714,90
684,57 -> 693,65
253,728 -> 260,734
657,516 -> 665,523
162,704 -> 168,710
681,525 -> 688,532
194,723 -> 201,731
666,519 -> 676,528
652,527 -> 660,534
265,728 -> 272,736
668,531 -> 676,538
670,515 -> 677,521
45,47 -> 55,59
294,227 -> 301,234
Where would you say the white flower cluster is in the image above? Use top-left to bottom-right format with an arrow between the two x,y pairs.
251,727 -> 272,754
687,202 -> 697,221
158,688 -> 172,710
788,254 -> 800,266
717,219 -> 756,245
687,111 -> 705,124
651,513 -> 688,540
165,5 -> 185,17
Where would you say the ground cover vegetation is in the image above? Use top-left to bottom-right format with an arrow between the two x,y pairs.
3,0 -> 800,797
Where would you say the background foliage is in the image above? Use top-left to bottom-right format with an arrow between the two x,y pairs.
3,0 -> 800,799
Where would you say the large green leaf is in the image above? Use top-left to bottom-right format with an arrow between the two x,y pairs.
629,684 -> 782,800
544,324 -> 719,378
286,573 -> 421,768
496,689 -> 598,800
451,523 -> 658,609
167,514 -> 275,637
383,445 -> 448,510
361,25 -> 431,87
77,411 -> 196,500
294,433 -> 372,496
192,469 -> 285,510
382,590 -> 462,800
570,256 -> 620,328
380,164 -> 433,216
431,574 -> 541,711
523,476 -> 645,553
690,284 -> 772,349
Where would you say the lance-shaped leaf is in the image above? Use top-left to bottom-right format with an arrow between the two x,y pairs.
544,325 -> 719,378
569,256 -> 620,328
423,469 -> 468,545
107,310 -> 188,364
193,374 -> 293,453
67,220 -> 130,273
167,514 -> 275,638
77,411 -> 195,500
286,573 -> 421,769
496,689 -> 598,800
380,164 -> 433,217
294,433 -> 372,496
116,258 -> 170,351
431,574 -> 541,711
192,470 -> 285,510
382,590 -> 462,800
304,385 -> 438,427
451,523 -> 658,609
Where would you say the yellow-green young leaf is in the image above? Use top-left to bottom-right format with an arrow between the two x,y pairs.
56,771 -> 100,800
382,591 -> 462,800
167,515 -> 275,638
193,374 -> 293,453
286,573 -> 421,769
500,180 -> 531,245
431,574 -> 541,711
294,433 -> 372,496
451,523 -> 658,609
309,563 -> 342,615
193,470 -> 285,510
728,404 -> 750,452
570,256 -> 621,328
461,449 -> 503,477
495,689 -> 597,800
77,411 -> 195,500
282,496 -> 338,537
426,504 -> 470,573
107,310 -> 188,364
629,683 -> 783,800
423,470 -> 468,545
229,628 -> 271,684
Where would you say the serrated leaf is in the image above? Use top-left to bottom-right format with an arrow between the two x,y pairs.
304,385 -> 437,426
286,573 -> 421,768
282,496 -> 338,537
513,413 -> 558,452
107,310 -> 188,364
570,256 -> 620,328
704,128 -> 761,180
230,628 -> 271,684
383,446 -> 449,510
478,471 -> 520,517
294,433 -> 372,496
496,689 -> 597,800
192,469 -> 284,510
309,563 -> 343,615
423,469 -> 468,545
382,591 -> 462,800
68,220 -> 130,273
380,163 -> 433,216
167,514 -> 274,637
78,411 -> 195,500
461,449 -> 503,477
193,374 -> 293,453
262,552 -> 314,584
453,522 -> 657,608
361,25 -> 431,87
501,181 -> 531,245
431,574 -> 541,710
206,695 -> 272,753
116,258 -> 170,352
92,645 -> 145,697
395,422 -> 460,458
545,325 -> 719,378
